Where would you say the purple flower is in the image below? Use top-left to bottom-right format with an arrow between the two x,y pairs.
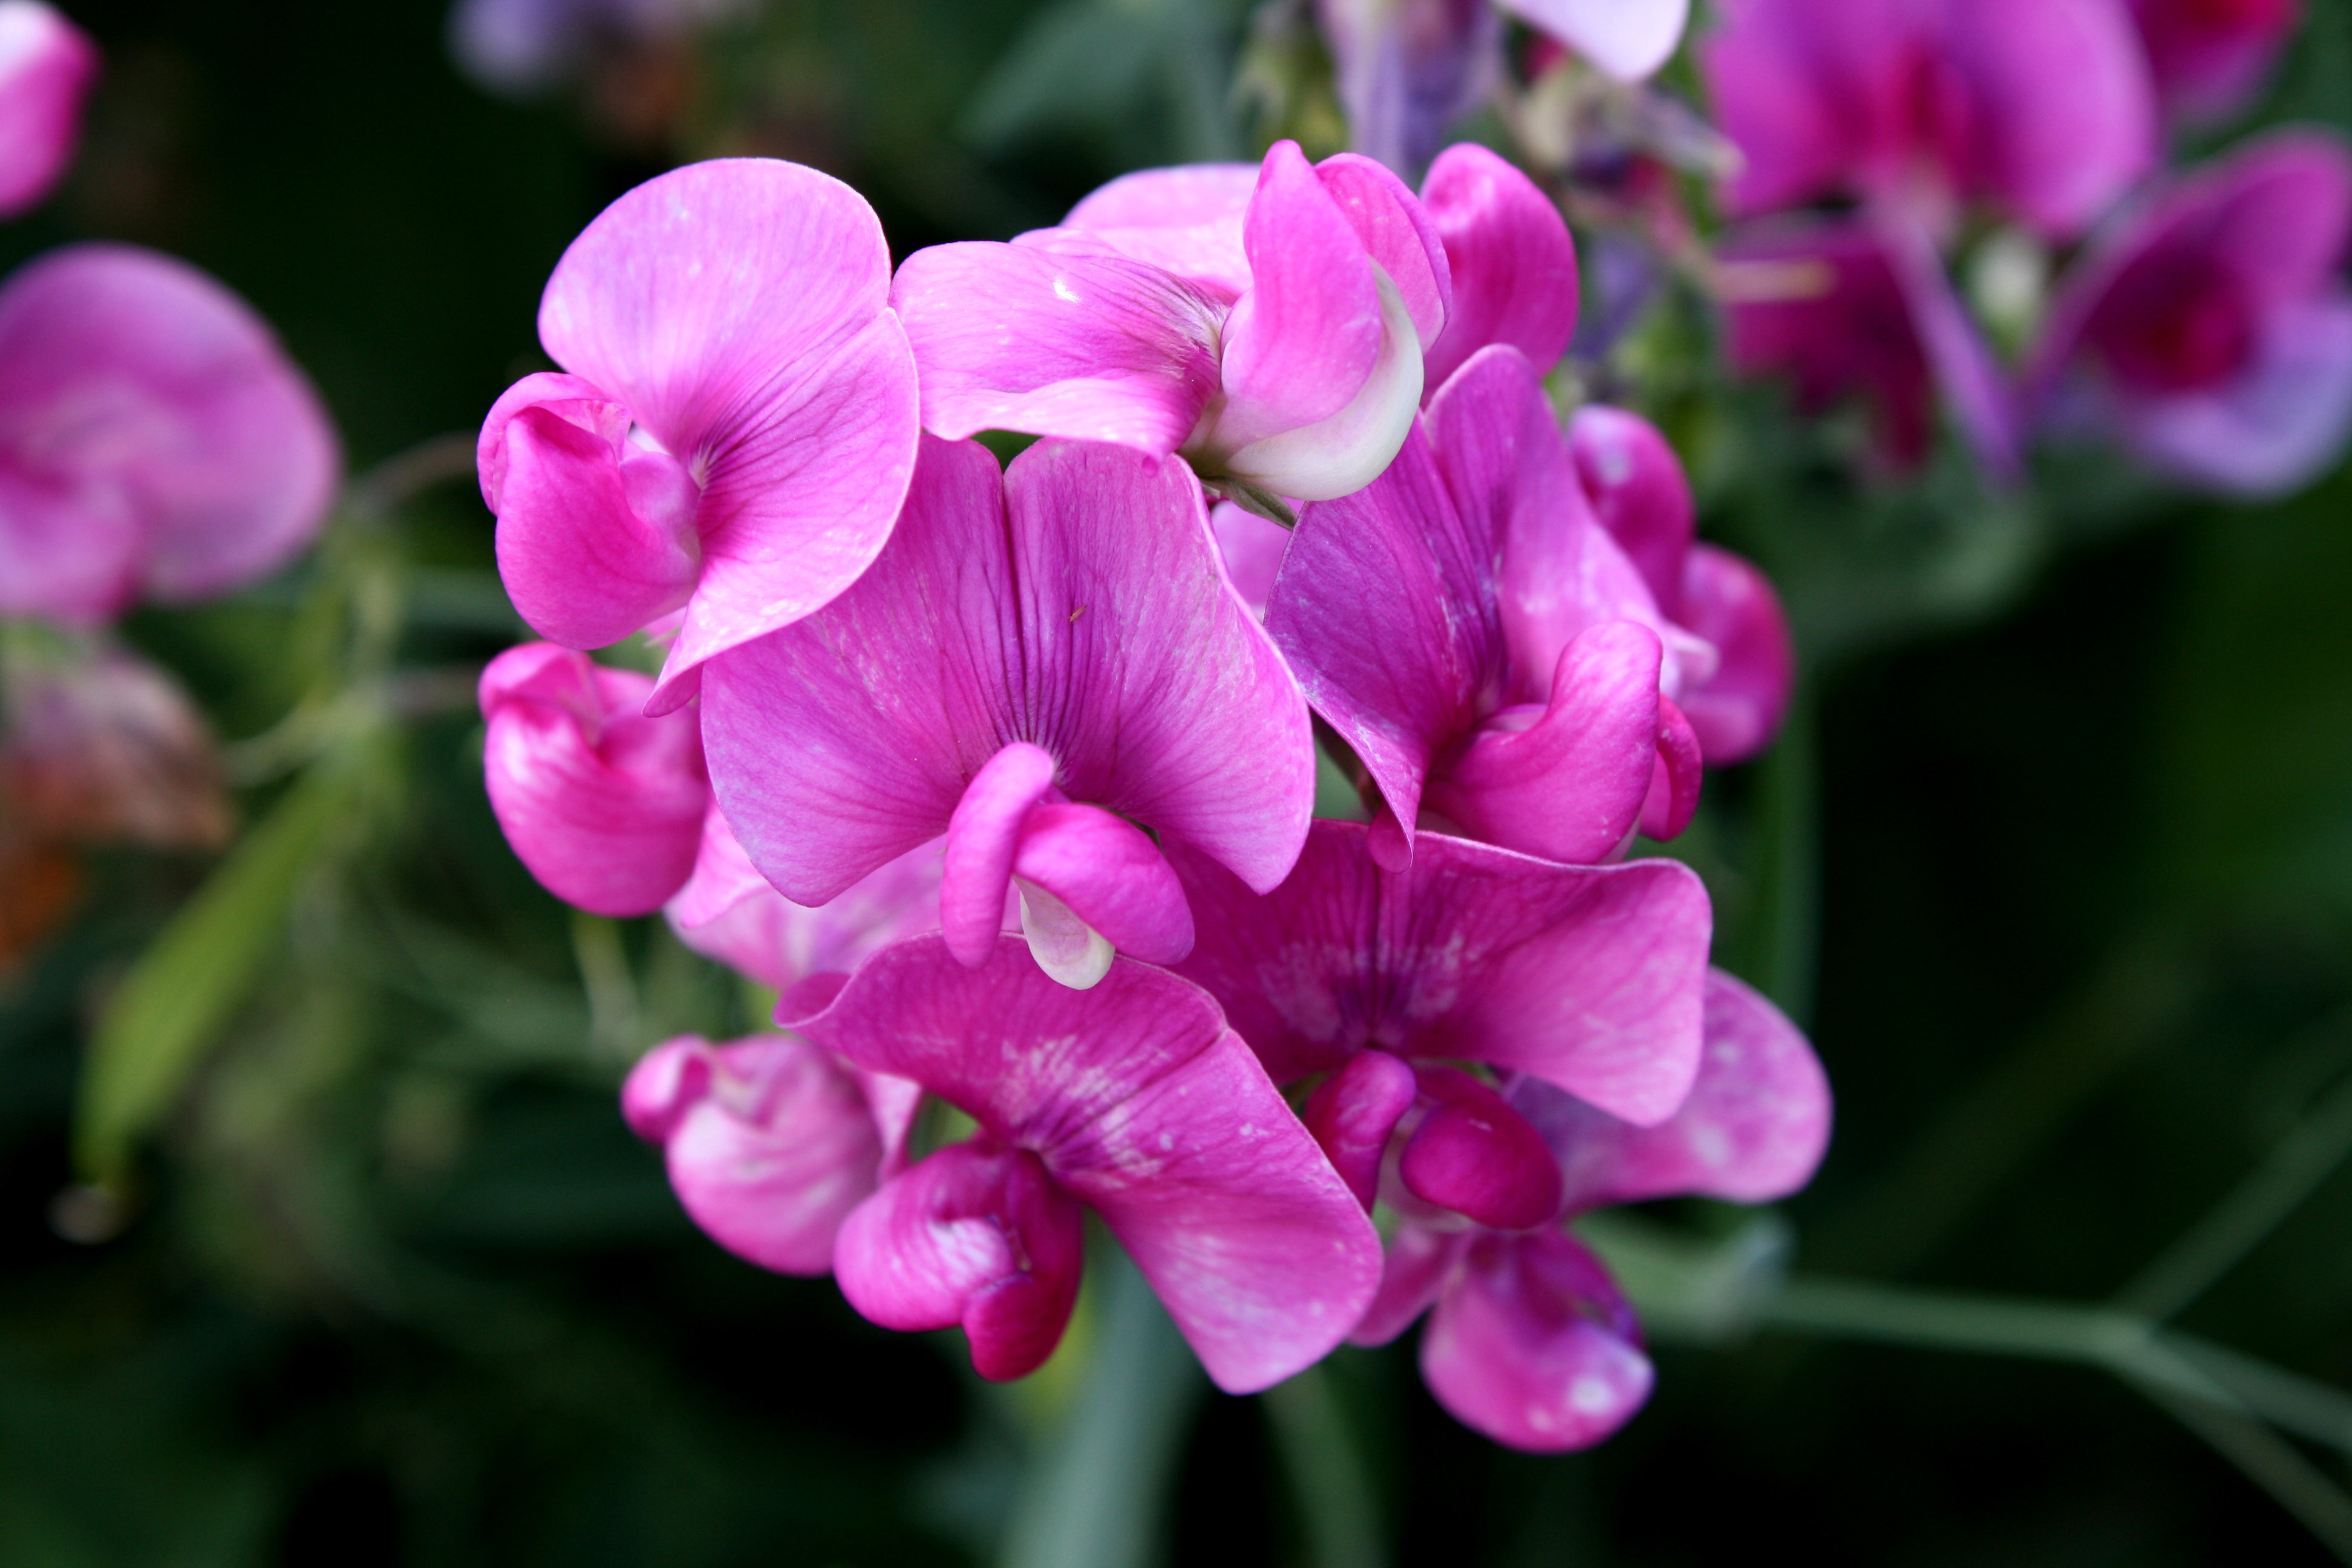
2125,0 -> 2299,129
1700,0 -> 2157,243
0,245 -> 341,624
787,935 -> 1384,1391
890,141 -> 1449,505
0,1 -> 94,217
476,160 -> 920,713
701,436 -> 1314,990
2031,129 -> 2352,497
1264,346 -> 1787,872
1354,970 -> 1830,1450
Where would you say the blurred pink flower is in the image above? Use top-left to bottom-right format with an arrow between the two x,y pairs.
2125,0 -> 2299,128
1,640 -> 230,851
0,1 -> 95,218
0,244 -> 340,624
450,0 -> 745,94
477,159 -> 919,713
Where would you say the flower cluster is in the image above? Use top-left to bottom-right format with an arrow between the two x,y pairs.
476,139 -> 1826,1449
1702,0 -> 2350,494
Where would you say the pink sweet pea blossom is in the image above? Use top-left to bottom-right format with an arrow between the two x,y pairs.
789,935 -> 1384,1392
890,140 -> 1449,507
476,159 -> 920,712
0,1 -> 95,218
1355,970 -> 1830,1450
0,244 -> 341,624
1417,142 -> 1581,394
2031,129 -> 2352,497
1266,346 -> 1783,872
2125,0 -> 2299,128
1700,0 -> 2157,244
701,436 -> 1315,990
621,1031 -> 915,1276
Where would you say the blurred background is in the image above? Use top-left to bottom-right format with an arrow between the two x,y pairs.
7,0 -> 2352,1563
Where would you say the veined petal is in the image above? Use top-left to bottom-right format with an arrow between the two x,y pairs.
1526,968 -> 1831,1212
893,242 -> 1223,451
834,1140 -> 1085,1382
1675,544 -> 1794,764
478,643 -> 708,916
1315,152 -> 1452,350
797,937 -> 1383,1394
1500,0 -> 1688,80
0,1 -> 96,218
1052,162 -> 1259,298
493,406 -> 701,650
1419,1230 -> 1653,1452
1420,143 -> 1579,388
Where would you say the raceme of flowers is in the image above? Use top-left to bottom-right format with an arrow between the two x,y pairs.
471,139 -> 1824,1452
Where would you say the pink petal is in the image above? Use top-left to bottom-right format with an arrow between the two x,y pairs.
2120,293 -> 2352,497
1420,143 -> 1579,389
704,436 -> 1313,910
1419,1230 -> 1653,1452
1315,152 -> 1453,350
1878,213 -> 2022,480
892,242 -> 1224,452
477,642 -> 708,916
1057,162 -> 1259,298
1528,968 -> 1832,1211
533,160 -> 920,703
834,1140 -> 1085,1381
0,244 -> 339,619
1498,0 -> 1688,80
1350,1221 -> 1471,1347
1168,822 -> 1711,1124
1304,1049 -> 1422,1208
624,1034 -> 886,1276
1700,0 -> 1893,220
1638,693 -> 1703,841
477,370 -> 628,514
942,742 -> 1060,967
0,1 -> 96,218
1400,1067 -> 1564,1230
1428,622 -> 1667,866
1567,405 -> 1693,613
1014,802 -> 1195,965
2126,0 -> 2299,127
1675,544 -> 1794,764
797,936 -> 1384,1394
1210,499 -> 1290,619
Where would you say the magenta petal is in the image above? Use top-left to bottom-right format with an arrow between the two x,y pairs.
0,2 -> 96,217
1880,215 -> 2022,480
1304,1050 -> 1422,1208
1500,0 -> 1689,80
1675,544 -> 1794,763
1531,968 -> 1831,1210
1568,406 -> 1693,612
1429,622 -> 1665,865
1315,152 -> 1453,351
1419,1230 -> 1653,1452
1420,145 -> 1578,388
477,371 -> 628,514
1210,499 -> 1291,619
493,406 -> 701,649
1058,162 -> 1259,298
1400,1068 -> 1564,1230
1351,1222 -> 1471,1347
626,1034 -> 886,1277
799,937 -> 1383,1394
1014,802 -> 1195,965
2122,294 -> 2352,497
834,1140 -> 1085,1381
2127,0 -> 2299,127
0,244 -> 339,619
1638,694 -> 1703,841
892,242 -> 1224,452
942,743 -> 1060,967
478,642 -> 708,916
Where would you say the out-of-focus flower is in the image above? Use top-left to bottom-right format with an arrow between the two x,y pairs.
477,642 -> 709,917
1,639 -> 230,850
790,935 -> 1384,1391
701,436 -> 1313,990
477,159 -> 918,713
1267,346 -> 1783,871
0,244 -> 340,624
1700,0 -> 2157,244
1355,970 -> 1829,1449
621,1032 -> 915,1276
2031,130 -> 2352,497
0,1 -> 94,217
2125,0 -> 2299,129
892,140 -> 1449,507
449,0 -> 745,96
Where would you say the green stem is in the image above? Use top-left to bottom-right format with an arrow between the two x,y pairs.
1263,1362 -> 1385,1568
998,1250 -> 1205,1568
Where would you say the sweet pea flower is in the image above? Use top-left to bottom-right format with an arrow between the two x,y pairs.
2031,130 -> 2352,497
1169,820 -> 1714,1182
1354,969 -> 1830,1451
476,159 -> 920,712
702,436 -> 1315,990
621,1031 -> 916,1276
788,935 -> 1384,1391
890,140 -> 1449,509
1417,142 -> 1581,394
1315,0 -> 1690,174
1266,346 -> 1774,871
0,1 -> 95,217
2125,0 -> 2299,129
1700,0 -> 2157,244
0,244 -> 341,624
